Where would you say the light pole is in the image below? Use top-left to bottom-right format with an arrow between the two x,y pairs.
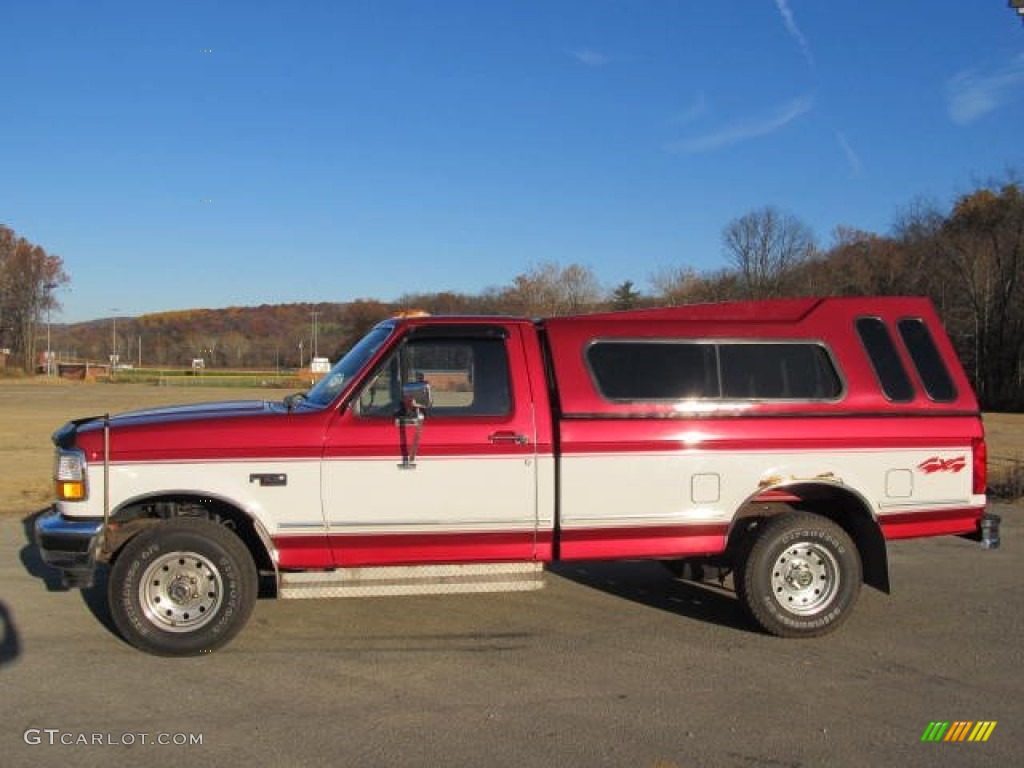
44,281 -> 57,376
110,308 -> 120,378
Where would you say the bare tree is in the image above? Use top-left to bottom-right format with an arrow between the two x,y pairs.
650,265 -> 701,306
722,206 -> 815,298
650,265 -> 742,305
504,263 -> 602,316
932,183 -> 1024,408
0,226 -> 14,350
559,263 -> 602,314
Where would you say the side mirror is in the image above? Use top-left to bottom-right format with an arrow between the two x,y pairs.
402,380 -> 433,413
397,381 -> 431,470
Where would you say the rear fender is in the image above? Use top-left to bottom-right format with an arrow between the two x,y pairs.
730,481 -> 889,594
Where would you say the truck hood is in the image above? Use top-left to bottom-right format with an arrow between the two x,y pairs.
53,399 -> 285,447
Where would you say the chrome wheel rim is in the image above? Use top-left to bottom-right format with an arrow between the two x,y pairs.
770,541 -> 840,616
139,551 -> 223,632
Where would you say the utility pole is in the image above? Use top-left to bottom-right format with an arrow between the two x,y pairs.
310,309 -> 320,359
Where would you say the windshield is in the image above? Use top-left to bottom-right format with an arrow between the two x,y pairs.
302,324 -> 395,407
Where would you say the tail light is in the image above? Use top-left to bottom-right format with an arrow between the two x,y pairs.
971,436 -> 987,496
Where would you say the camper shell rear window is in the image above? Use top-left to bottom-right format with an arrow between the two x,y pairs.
897,318 -> 957,402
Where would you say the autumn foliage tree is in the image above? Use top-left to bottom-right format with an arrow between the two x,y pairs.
0,224 -> 70,371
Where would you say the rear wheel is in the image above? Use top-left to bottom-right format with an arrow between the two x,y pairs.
108,517 -> 257,656
736,512 -> 861,638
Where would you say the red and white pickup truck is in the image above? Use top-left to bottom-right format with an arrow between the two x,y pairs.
36,297 -> 999,655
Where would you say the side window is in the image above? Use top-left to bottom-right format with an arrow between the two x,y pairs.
357,355 -> 400,417
357,337 -> 511,418
586,341 -> 841,402
586,342 -> 719,400
720,344 -> 841,399
897,318 -> 957,402
856,317 -> 915,402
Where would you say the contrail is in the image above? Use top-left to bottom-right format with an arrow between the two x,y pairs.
774,0 -> 815,70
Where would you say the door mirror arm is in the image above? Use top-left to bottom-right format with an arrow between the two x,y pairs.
396,382 -> 432,469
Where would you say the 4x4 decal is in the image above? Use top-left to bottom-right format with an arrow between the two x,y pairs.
917,456 -> 967,474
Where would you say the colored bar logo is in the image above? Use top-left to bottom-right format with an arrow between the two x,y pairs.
921,721 -> 997,742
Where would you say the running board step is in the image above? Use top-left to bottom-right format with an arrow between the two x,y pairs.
278,562 -> 545,599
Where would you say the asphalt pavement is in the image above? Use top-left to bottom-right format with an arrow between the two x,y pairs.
1,505 -> 1021,768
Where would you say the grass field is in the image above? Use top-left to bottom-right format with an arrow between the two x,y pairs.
0,378 -> 1021,516
0,378 -> 290,516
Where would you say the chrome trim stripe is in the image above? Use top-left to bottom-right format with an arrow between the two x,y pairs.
876,500 -> 975,513
564,513 -> 724,523
326,519 -> 536,528
560,409 -> 982,420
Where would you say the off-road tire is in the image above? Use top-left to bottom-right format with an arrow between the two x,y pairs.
736,512 -> 862,638
108,517 -> 257,656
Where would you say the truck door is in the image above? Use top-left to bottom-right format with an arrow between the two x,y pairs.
321,324 -> 539,566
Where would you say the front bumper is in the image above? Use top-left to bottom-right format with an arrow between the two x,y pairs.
35,507 -> 104,588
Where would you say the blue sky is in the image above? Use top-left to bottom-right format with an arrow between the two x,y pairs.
2,1 -> 1023,323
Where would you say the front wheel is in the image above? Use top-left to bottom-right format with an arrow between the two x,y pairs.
736,512 -> 862,638
108,517 -> 257,656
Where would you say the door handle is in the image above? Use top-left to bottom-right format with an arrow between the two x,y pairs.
488,431 -> 529,445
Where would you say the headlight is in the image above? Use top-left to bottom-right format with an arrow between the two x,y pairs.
54,449 -> 88,501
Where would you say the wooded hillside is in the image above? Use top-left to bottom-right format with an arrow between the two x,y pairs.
21,178 -> 1024,411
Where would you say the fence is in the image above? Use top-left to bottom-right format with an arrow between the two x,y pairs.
989,454 -> 1024,500
112,367 -> 312,390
